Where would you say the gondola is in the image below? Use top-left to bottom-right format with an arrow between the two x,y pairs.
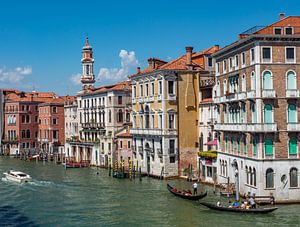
167,184 -> 207,201
199,202 -> 278,213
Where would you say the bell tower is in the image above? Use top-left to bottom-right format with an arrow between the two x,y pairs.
81,37 -> 95,90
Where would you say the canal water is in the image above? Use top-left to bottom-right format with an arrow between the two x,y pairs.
0,157 -> 299,227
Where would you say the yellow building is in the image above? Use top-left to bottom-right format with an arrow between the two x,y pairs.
130,46 -> 219,178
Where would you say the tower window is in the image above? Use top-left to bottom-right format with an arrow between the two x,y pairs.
86,65 -> 90,75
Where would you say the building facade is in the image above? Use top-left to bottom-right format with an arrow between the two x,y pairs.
213,14 -> 300,202
65,38 -> 131,167
130,46 -> 219,178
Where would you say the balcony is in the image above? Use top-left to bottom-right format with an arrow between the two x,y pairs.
247,123 -> 277,132
82,122 -> 105,129
287,123 -> 300,131
214,96 -> 225,104
167,93 -> 176,101
52,138 -> 58,143
132,98 -> 137,104
247,90 -> 256,99
138,97 -> 144,103
145,147 -> 154,155
148,96 -> 154,102
286,90 -> 300,98
262,89 -> 276,98
214,123 -> 247,132
130,128 -> 163,136
238,92 -> 247,100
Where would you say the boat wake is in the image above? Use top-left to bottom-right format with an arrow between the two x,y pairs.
28,180 -> 57,187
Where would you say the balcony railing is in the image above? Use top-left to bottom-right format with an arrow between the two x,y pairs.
262,89 -> 276,98
287,123 -> 300,131
247,123 -> 277,132
138,97 -> 144,103
157,148 -> 163,157
286,89 -> 300,98
247,90 -> 256,99
82,122 -> 105,129
167,93 -> 176,101
214,123 -> 277,132
168,148 -> 178,157
157,94 -> 162,101
138,146 -> 143,154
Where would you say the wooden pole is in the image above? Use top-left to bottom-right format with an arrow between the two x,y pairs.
109,164 -> 111,177
139,166 -> 142,181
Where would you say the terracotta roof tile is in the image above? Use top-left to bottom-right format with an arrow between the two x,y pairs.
116,132 -> 132,138
81,81 -> 131,96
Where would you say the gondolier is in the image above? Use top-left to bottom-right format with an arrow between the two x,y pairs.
193,182 -> 198,195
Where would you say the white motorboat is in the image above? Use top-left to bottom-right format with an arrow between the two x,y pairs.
3,170 -> 32,183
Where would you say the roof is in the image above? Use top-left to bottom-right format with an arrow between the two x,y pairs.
130,45 -> 219,77
79,81 -> 131,96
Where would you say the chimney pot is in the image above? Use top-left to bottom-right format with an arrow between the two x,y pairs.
280,13 -> 285,20
137,67 -> 141,74
147,58 -> 153,69
185,46 -> 193,66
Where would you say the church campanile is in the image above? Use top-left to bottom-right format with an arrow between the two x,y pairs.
81,37 -> 95,90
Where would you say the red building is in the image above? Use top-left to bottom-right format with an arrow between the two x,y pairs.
2,90 -> 66,157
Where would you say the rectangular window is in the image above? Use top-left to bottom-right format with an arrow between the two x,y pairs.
242,52 -> 245,65
118,96 -> 122,105
216,62 -> 220,73
159,115 -> 162,129
208,57 -> 213,67
229,58 -> 233,69
285,27 -> 293,35
286,47 -> 295,63
53,130 -> 58,139
262,47 -> 271,62
128,141 -> 131,149
274,28 -> 282,35
169,139 -> 175,154
151,82 -> 154,95
140,85 -> 143,96
133,86 -> 136,97
102,143 -> 104,150
223,60 -> 227,71
52,106 -> 57,113
52,118 -> 57,125
168,114 -> 174,129
168,81 -> 174,94
250,48 -> 255,63
159,81 -> 162,94
120,141 -> 123,149
146,84 -> 149,96
235,55 -> 239,67
108,143 -> 111,151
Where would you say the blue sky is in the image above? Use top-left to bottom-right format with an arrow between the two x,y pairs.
0,0 -> 299,95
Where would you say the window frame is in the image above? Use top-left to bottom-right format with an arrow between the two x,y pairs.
285,27 -> 294,35
274,27 -> 282,35
285,46 -> 296,63
261,46 -> 272,63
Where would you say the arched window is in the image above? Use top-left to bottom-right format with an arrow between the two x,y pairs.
145,106 -> 150,129
290,167 -> 298,187
251,72 -> 256,90
265,138 -> 273,156
289,137 -> 297,156
126,112 -> 130,122
245,166 -> 249,184
252,135 -> 257,156
216,80 -> 220,97
264,104 -> 273,123
223,79 -> 227,95
253,168 -> 256,186
26,129 -> 30,139
266,168 -> 274,188
263,71 -> 273,90
249,167 -> 253,185
288,104 -> 297,123
224,161 -> 228,177
287,71 -> 296,90
251,102 -> 257,123
108,110 -> 112,123
117,109 -> 123,123
242,74 -> 246,92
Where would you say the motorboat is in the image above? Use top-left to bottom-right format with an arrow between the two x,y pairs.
3,170 -> 32,183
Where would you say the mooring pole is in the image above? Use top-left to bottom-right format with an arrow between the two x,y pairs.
139,166 -> 142,182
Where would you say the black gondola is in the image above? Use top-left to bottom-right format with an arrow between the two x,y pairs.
167,184 -> 207,201
200,202 -> 278,213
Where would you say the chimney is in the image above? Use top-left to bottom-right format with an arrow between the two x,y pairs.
147,58 -> 153,69
137,67 -> 141,74
185,46 -> 193,66
214,45 -> 220,50
280,13 -> 285,20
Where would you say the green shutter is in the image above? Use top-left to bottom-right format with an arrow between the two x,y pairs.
287,71 -> 296,90
253,137 -> 257,156
289,138 -> 297,155
288,104 -> 297,123
264,104 -> 272,123
265,138 -> 273,156
263,71 -> 272,89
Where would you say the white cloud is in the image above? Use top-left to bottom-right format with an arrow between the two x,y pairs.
0,66 -> 32,83
97,49 -> 138,82
70,73 -> 82,85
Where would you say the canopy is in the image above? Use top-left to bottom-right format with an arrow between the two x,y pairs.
205,139 -> 217,146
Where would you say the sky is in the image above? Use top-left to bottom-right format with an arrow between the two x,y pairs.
0,0 -> 299,95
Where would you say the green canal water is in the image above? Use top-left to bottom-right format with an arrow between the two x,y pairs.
0,157 -> 299,227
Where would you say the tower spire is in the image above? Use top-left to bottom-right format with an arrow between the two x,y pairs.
81,37 -> 95,90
